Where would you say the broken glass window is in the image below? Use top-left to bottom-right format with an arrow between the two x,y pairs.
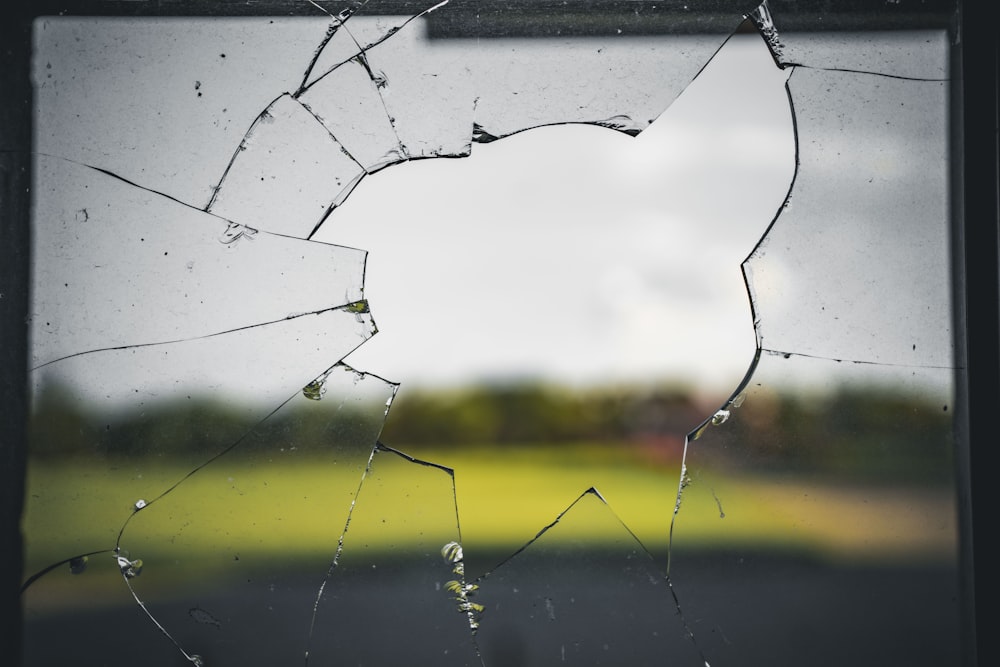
21,2 -> 963,666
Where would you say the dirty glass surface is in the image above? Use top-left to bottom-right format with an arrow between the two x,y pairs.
23,2 -> 961,666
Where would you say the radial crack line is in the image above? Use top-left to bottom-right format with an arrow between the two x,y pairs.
31,300 -> 372,371
205,92 -> 287,212
36,150 -> 356,251
666,433 -> 722,667
109,383 -> 355,667
206,91 -> 373,230
333,362 -> 401,397
296,0 -> 452,96
762,347 -> 961,370
348,50 -> 406,153
298,0 -> 361,93
374,441 -> 455,474
36,152 -> 230,221
470,488 -> 605,585
740,63 -> 800,272
295,97 -> 369,171
112,357 -> 392,665
121,572 -> 206,666
20,549 -> 115,594
305,172 -> 368,240
113,352 -> 380,548
783,63 -> 949,82
303,442 -> 379,666
470,487 -> 713,665
746,1 -> 946,82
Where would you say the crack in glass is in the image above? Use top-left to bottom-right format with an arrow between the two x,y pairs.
23,1 -> 961,665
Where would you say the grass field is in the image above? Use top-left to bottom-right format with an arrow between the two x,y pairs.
23,442 -> 958,587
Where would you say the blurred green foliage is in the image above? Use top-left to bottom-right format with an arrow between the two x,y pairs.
29,380 -> 954,484
380,383 -> 701,445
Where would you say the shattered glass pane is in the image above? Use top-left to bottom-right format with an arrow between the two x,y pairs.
24,2 -> 962,666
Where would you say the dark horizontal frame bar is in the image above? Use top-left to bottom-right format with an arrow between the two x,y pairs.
7,0 -> 957,38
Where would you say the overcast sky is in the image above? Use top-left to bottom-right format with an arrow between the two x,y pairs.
315,32 -> 794,394
30,16 -> 952,409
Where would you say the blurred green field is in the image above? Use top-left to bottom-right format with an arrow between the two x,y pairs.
23,442 -> 958,585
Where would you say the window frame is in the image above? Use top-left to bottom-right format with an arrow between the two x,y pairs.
1,1 -> 993,665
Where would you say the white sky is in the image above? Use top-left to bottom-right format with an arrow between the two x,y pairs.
316,33 -> 794,394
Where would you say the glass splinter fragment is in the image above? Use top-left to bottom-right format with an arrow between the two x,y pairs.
302,378 -> 327,401
441,540 -> 483,630
711,409 -> 730,425
218,221 -> 257,245
116,554 -> 144,579
441,540 -> 464,564
343,299 -> 370,314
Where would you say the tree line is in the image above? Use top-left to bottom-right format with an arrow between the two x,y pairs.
29,380 -> 954,483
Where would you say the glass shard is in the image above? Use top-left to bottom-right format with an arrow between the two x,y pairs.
473,489 -> 706,666
24,3 -> 963,666
470,33 -> 729,141
749,1 -> 950,79
303,444 -> 480,666
746,69 -> 952,368
301,3 -> 441,91
33,18 -> 334,208
31,155 -> 366,366
302,5 -> 473,161
206,93 -> 367,239
359,24 -> 475,160
297,56 -> 407,172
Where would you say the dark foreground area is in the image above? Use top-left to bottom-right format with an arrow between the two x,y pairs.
22,551 -> 963,667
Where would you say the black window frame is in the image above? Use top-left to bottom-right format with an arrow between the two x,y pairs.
1,2 -> 994,665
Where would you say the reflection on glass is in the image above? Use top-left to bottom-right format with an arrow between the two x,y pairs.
24,3 -> 960,666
